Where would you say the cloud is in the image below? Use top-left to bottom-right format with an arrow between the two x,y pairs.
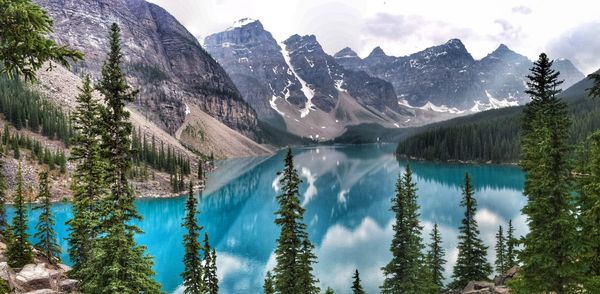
511,6 -> 532,15
493,19 -> 523,43
547,22 -> 600,74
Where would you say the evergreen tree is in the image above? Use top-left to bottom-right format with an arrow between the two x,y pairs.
381,165 -> 424,293
263,271 -> 275,294
6,163 -> 33,268
324,287 -> 335,294
198,161 -> 204,181
450,173 -> 491,290
82,23 -> 160,293
67,74 -> 105,278
33,171 -> 60,265
182,182 -> 203,294
0,0 -> 83,82
426,223 -> 446,292
208,249 -> 218,294
272,148 -> 318,294
495,226 -> 507,275
576,69 -> 600,289
202,232 -> 212,293
0,154 -> 6,235
518,53 -> 579,293
351,269 -> 365,294
505,220 -> 517,269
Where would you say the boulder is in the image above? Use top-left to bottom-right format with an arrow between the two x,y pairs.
16,264 -> 53,291
59,278 -> 79,292
464,281 -> 495,292
23,290 -> 60,294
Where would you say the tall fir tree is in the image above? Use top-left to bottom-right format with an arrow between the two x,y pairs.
67,74 -> 106,278
272,148 -> 319,294
426,223 -> 446,293
576,70 -> 600,289
182,182 -> 203,294
505,220 -> 517,269
6,163 -> 33,268
381,165 -> 425,293
263,271 -> 275,294
0,153 -> 6,235
518,53 -> 579,293
324,287 -> 335,294
351,270 -> 365,294
33,171 -> 61,265
202,232 -> 219,294
495,226 -> 507,275
82,23 -> 160,293
450,173 -> 491,290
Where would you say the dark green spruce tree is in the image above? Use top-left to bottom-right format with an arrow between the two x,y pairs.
182,182 -> 203,294
6,163 -> 33,268
67,74 -> 105,278
450,173 -> 491,290
517,53 -> 579,293
576,70 -> 600,289
351,269 -> 365,294
425,223 -> 446,293
33,171 -> 61,265
0,153 -> 6,235
264,271 -> 275,294
381,165 -> 425,293
82,23 -> 160,293
505,220 -> 517,269
324,287 -> 335,294
202,232 -> 219,294
272,148 -> 319,294
495,225 -> 507,275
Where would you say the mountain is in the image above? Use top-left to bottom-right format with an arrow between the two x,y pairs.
33,0 -> 272,156
205,20 -> 435,141
335,41 -> 585,111
395,71 -> 600,162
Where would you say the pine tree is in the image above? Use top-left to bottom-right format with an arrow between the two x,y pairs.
0,153 -> 6,235
82,23 -> 160,293
182,182 -> 203,294
518,53 -> 579,293
263,271 -> 275,294
208,249 -> 218,294
0,0 -> 83,82
67,74 -> 105,278
202,232 -> 212,291
505,220 -> 517,269
351,269 -> 366,294
381,165 -> 425,293
33,171 -> 60,265
576,69 -> 600,289
426,223 -> 446,292
450,173 -> 491,290
324,287 -> 335,294
495,226 -> 507,275
6,163 -> 33,268
272,148 -> 318,294
198,161 -> 203,181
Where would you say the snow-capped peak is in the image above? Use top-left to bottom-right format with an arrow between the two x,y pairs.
227,18 -> 259,30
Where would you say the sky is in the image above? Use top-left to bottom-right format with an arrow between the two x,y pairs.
146,0 -> 600,74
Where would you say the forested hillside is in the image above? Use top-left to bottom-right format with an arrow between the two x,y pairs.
396,72 -> 600,162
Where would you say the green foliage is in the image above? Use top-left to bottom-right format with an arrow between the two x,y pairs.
450,173 -> 492,290
0,77 -> 72,144
82,23 -> 160,294
0,0 -> 83,82
272,148 -> 319,294
381,165 -> 425,293
324,287 -> 335,294
495,226 -> 507,275
33,170 -> 60,264
351,270 -> 365,294
6,163 -> 33,268
0,152 -> 6,235
182,182 -> 203,294
518,53 -> 580,293
0,129 -> 66,171
67,74 -> 105,279
0,279 -> 9,293
425,223 -> 446,293
505,220 -> 518,270
263,271 -> 275,294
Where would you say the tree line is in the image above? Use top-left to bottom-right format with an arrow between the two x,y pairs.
1,125 -> 67,172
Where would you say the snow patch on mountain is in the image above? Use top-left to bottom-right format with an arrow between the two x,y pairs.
280,42 -> 314,118
228,18 -> 258,30
419,102 -> 464,114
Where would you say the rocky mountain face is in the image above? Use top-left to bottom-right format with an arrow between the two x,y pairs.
335,41 -> 585,111
205,20 -> 415,140
34,0 -> 259,140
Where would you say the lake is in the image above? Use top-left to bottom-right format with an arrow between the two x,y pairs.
12,144 -> 528,293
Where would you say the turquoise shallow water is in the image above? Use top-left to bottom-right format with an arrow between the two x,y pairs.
9,144 -> 527,293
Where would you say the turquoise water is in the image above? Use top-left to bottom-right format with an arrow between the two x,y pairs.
10,144 -> 527,293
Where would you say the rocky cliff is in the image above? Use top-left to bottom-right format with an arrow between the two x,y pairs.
34,0 -> 260,142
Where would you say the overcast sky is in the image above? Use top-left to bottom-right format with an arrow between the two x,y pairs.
146,0 -> 600,74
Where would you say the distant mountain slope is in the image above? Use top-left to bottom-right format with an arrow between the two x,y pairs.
335,42 -> 585,111
34,0 -> 265,150
395,71 -> 600,162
